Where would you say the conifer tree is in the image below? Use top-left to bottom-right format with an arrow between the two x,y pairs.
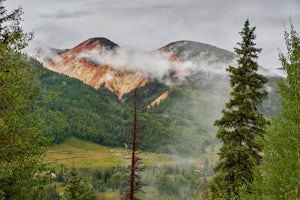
0,1 -> 48,199
64,163 -> 96,200
210,19 -> 268,199
259,22 -> 300,199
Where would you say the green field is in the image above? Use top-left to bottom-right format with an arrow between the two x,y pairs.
45,137 -> 217,169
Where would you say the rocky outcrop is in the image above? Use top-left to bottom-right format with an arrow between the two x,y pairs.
147,91 -> 170,109
40,38 -> 148,99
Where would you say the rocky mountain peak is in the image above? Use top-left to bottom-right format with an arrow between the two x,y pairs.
77,37 -> 118,50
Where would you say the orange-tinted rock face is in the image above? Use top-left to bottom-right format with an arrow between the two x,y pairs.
42,38 -> 148,99
147,91 -> 170,109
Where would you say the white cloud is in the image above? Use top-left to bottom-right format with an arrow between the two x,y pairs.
77,45 -> 232,84
26,40 -> 62,64
4,0 -> 300,69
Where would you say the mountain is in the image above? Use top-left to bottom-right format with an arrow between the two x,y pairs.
160,40 -> 235,63
31,37 -> 241,102
29,38 -> 282,156
33,38 -> 148,99
25,38 -> 283,199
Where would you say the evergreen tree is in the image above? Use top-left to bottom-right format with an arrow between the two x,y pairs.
64,164 -> 96,200
259,22 -> 300,199
210,19 -> 268,199
0,1 -> 48,199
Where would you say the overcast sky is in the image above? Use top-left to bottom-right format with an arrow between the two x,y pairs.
5,0 -> 300,69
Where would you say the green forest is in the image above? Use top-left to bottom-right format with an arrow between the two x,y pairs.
31,58 -> 280,157
32,60 -> 218,156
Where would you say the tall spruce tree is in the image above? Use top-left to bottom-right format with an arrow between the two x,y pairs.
258,22 -> 300,200
0,1 -> 47,199
210,19 -> 268,199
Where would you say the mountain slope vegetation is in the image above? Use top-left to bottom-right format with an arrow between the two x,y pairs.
30,54 -> 280,157
31,59 -> 217,156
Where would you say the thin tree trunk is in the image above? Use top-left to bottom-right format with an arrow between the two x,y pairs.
129,89 -> 137,200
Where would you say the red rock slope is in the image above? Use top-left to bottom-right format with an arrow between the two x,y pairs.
40,38 -> 148,99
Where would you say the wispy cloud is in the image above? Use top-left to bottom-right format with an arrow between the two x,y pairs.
76,44 -> 233,85
40,9 -> 90,18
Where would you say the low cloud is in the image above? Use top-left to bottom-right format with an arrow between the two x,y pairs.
26,40 -> 62,64
27,39 -> 285,86
78,46 -> 232,84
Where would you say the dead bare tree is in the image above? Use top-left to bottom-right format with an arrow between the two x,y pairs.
125,84 -> 144,200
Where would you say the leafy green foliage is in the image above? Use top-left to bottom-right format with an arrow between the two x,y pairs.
0,1 -> 48,199
256,22 -> 300,200
36,184 -> 60,200
210,20 -> 269,199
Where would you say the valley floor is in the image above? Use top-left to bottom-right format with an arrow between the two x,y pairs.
44,137 -> 218,199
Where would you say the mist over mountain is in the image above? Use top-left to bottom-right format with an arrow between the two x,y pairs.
161,40 -> 235,62
28,37 -> 282,156
28,37 -> 282,90
28,37 -> 282,115
28,37 -> 235,99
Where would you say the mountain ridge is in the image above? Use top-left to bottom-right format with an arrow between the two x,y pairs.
160,40 -> 235,62
29,37 -> 282,104
30,37 -> 239,99
28,37 -> 281,156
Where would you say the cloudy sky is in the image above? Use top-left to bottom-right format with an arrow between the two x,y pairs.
5,0 -> 300,69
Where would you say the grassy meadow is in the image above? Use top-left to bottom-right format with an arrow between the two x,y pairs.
45,137 -> 218,169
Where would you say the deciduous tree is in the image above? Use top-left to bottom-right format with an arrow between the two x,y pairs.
0,1 -> 47,199
259,21 -> 300,200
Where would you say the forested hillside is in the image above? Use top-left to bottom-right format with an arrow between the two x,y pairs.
30,59 -> 214,156
29,58 -> 280,157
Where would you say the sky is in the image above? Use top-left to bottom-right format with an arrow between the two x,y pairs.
5,0 -> 300,69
